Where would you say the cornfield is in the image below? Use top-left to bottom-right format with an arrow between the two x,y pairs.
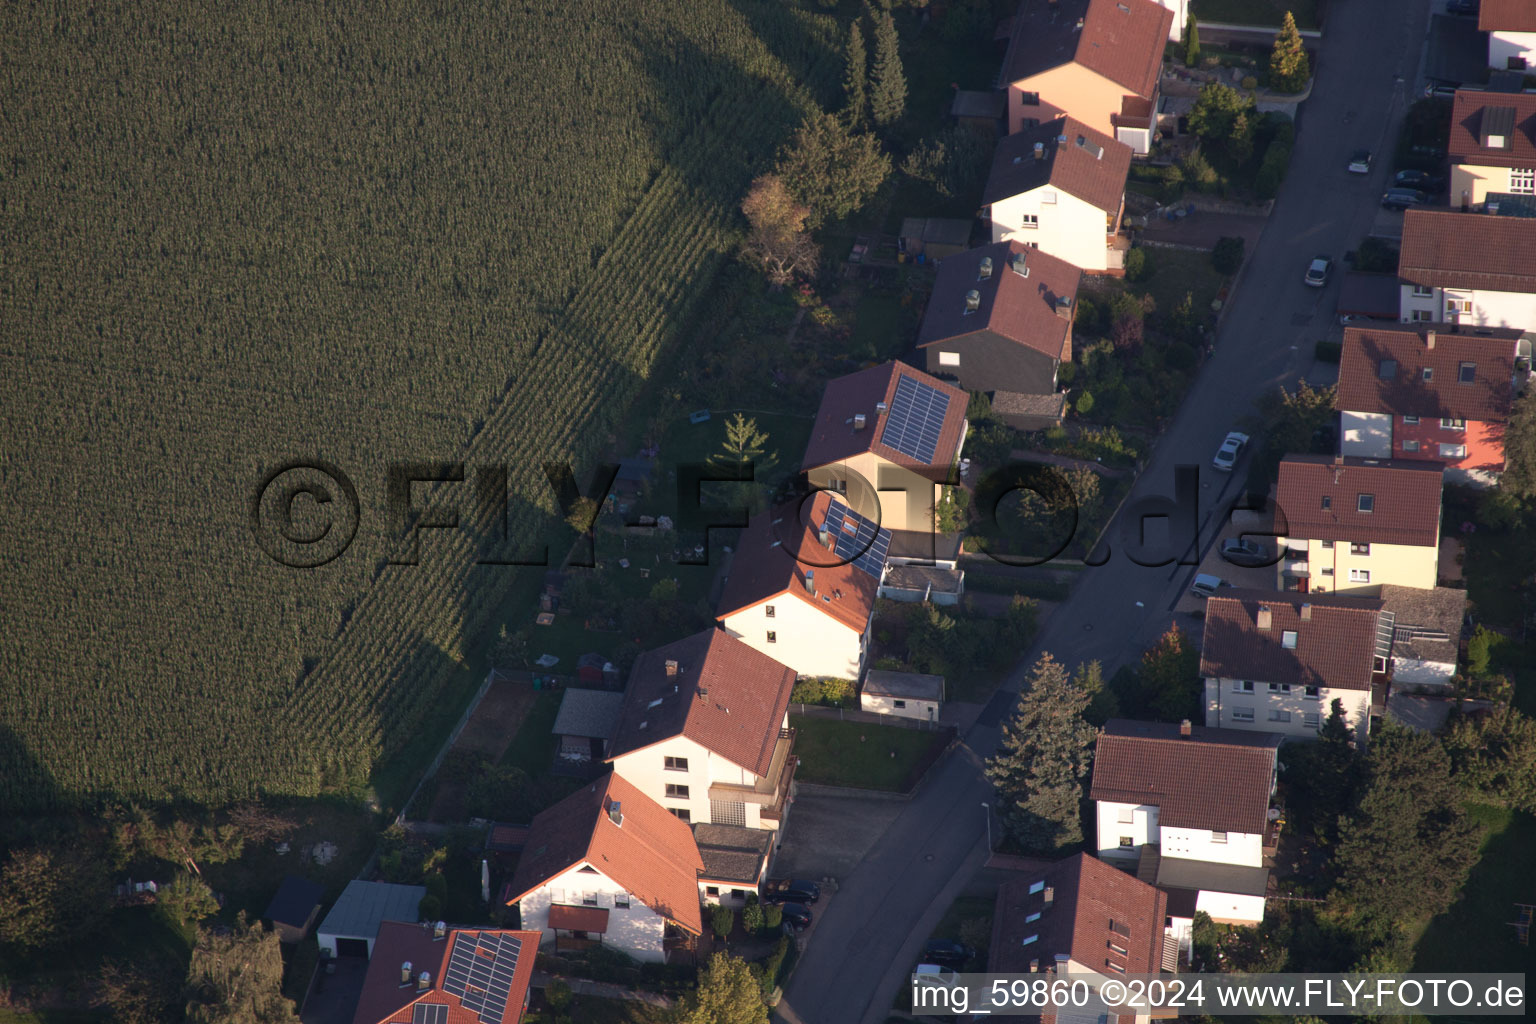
0,0 -> 840,811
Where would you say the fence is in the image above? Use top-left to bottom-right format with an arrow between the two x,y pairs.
395,668 -> 503,825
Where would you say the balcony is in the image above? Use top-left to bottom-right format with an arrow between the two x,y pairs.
708,728 -> 797,821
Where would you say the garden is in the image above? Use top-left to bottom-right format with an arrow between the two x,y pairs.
789,715 -> 952,792
866,595 -> 1038,704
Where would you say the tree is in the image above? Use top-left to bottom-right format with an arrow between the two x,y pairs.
1269,12 -> 1311,94
99,955 -> 184,1024
1073,660 -> 1121,726
1251,380 -> 1336,482
776,113 -> 891,227
1333,723 -> 1484,936
711,413 -> 777,477
0,846 -> 107,953
1074,390 -> 1095,415
902,125 -> 987,200
868,6 -> 907,128
564,495 -> 600,534
1137,624 -> 1201,721
710,905 -> 735,941
742,900 -> 764,934
1501,386 -> 1536,499
683,952 -> 768,1024
740,175 -> 820,287
184,913 -> 298,1024
842,20 -> 868,127
1188,84 -> 1256,158
1181,146 -> 1219,192
1280,698 -> 1361,847
984,653 -> 1096,853
160,872 -> 221,930
1444,707 -> 1536,813
1184,13 -> 1200,67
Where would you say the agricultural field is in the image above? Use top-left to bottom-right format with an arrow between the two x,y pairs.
0,0 -> 842,812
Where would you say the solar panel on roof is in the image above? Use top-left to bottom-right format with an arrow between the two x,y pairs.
821,500 -> 891,578
413,1005 -> 449,1024
442,932 -> 522,1024
879,374 -> 951,464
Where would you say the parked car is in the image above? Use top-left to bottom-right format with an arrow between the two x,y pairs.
1347,150 -> 1372,174
1304,255 -> 1333,287
1381,188 -> 1429,210
1212,430 -> 1250,472
761,878 -> 821,905
914,964 -> 961,983
778,902 -> 813,930
1394,169 -> 1444,192
1447,0 -> 1479,16
1221,537 -> 1272,567
923,938 -> 977,968
1424,82 -> 1458,98
1190,574 -> 1228,598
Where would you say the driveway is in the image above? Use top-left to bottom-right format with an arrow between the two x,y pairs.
776,3 -> 1433,1022
771,792 -> 906,882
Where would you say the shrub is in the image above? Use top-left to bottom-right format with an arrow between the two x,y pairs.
761,937 -> 791,997
711,905 -> 735,940
1212,236 -> 1245,274
1241,75 -> 1258,90
1056,362 -> 1077,385
425,873 -> 448,902
763,904 -> 783,930
1123,246 -> 1148,282
418,894 -> 441,921
1253,140 -> 1292,200
742,901 -> 764,933
1164,342 -> 1197,370
1314,340 -> 1342,364
1467,626 -> 1493,679
1356,237 -> 1400,274
545,979 -> 573,1013
790,677 -> 855,707
1075,390 -> 1095,415
1182,147 -> 1220,192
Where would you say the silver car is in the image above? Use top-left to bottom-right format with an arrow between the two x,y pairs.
1212,431 -> 1250,472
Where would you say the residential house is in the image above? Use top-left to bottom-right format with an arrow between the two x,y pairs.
1481,0 -> 1536,72
1090,719 -> 1279,936
551,687 -> 624,769
801,361 -> 969,533
1397,210 -> 1536,330
606,628 -> 797,831
695,823 -> 774,908
715,492 -> 882,680
507,772 -> 703,963
998,0 -> 1175,153
1379,584 -> 1467,689
1448,90 -> 1536,207
916,240 -> 1081,409
1337,323 -> 1529,484
1201,590 -> 1392,743
984,117 -> 1132,273
990,852 -> 1173,1010
1273,454 -> 1445,595
859,670 -> 944,722
317,881 -> 428,959
351,921 -> 539,1024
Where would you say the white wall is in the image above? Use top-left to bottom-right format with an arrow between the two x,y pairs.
1274,536 -> 1439,594
1160,0 -> 1189,41
859,692 -> 939,721
990,188 -> 1113,272
1161,826 -> 1263,869
1392,656 -> 1457,688
1195,890 -> 1266,927
1399,283 -> 1536,332
1489,30 -> 1536,70
609,733 -> 780,831
1340,411 -> 1393,458
1205,676 -> 1372,743
518,863 -> 670,963
1095,800 -> 1158,859
721,592 -> 865,681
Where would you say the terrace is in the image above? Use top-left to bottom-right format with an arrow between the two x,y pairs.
707,727 -> 797,822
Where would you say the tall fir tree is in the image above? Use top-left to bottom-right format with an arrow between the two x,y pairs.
1137,624 -> 1201,722
868,6 -> 907,129
1184,13 -> 1200,68
843,19 -> 869,127
984,654 -> 1097,854
1500,385 -> 1536,498
1268,12 -> 1311,93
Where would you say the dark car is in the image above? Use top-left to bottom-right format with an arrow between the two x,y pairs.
778,902 -> 813,930
1221,537 -> 1272,567
1381,188 -> 1429,210
1394,169 -> 1444,192
923,938 -> 977,968
1447,0 -> 1479,16
761,878 -> 821,905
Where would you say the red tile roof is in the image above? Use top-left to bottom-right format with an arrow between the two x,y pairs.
983,116 -> 1131,214
1399,209 -> 1536,294
507,773 -> 704,935
715,491 -> 880,634
917,240 -> 1081,358
1275,455 -> 1445,547
1336,324 -> 1523,422
1089,720 -> 1280,834
607,629 -> 794,776
800,361 -> 968,472
1449,90 -> 1536,169
989,853 -> 1166,976
1199,590 -> 1386,692
353,922 -> 540,1024
1001,0 -> 1172,102
1481,0 -> 1536,31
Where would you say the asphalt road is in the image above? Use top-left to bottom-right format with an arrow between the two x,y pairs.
775,3 -> 1432,1022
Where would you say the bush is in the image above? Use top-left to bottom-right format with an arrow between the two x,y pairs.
1165,342 -> 1198,370
1253,140 -> 1292,200
1056,361 -> 1077,385
763,904 -> 783,930
790,677 -> 855,707
1314,340 -> 1342,364
1212,236 -> 1245,274
1074,390 -> 1095,415
1356,237 -> 1400,274
418,894 -> 441,921
545,979 -> 573,1013
425,873 -> 448,902
1181,147 -> 1220,192
761,937 -> 791,997
1123,246 -> 1148,282
711,905 -> 735,940
1467,626 -> 1493,679
1241,75 -> 1258,90
742,901 -> 764,933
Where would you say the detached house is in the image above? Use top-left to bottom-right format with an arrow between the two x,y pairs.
1448,90 -> 1536,208
916,240 -> 1080,423
716,492 -> 881,681
606,628 -> 797,832
801,361 -> 969,533
351,921 -> 539,1024
1090,719 -> 1279,935
1201,590 -> 1391,743
1397,210 -> 1536,330
1481,1 -> 1536,72
984,117 -> 1132,273
990,852 -> 1174,1008
1273,454 -> 1445,595
1337,324 -> 1529,484
998,0 -> 1175,153
508,773 -> 702,964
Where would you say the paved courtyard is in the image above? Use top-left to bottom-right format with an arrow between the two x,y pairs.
772,793 -> 905,882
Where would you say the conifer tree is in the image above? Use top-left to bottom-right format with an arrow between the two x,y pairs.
1185,13 -> 1200,68
843,19 -> 868,127
1269,12 -> 1310,94
868,6 -> 907,129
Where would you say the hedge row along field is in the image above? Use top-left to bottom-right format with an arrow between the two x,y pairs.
0,0 -> 840,811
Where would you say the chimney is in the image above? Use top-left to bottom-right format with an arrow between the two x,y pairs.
417,971 -> 431,993
853,413 -> 867,430
1055,295 -> 1073,319
1300,604 -> 1313,621
401,962 -> 413,986
434,920 -> 446,940
1029,958 -> 1040,972
1426,330 -> 1436,350
1179,718 -> 1192,738
875,401 -> 888,414
964,289 -> 981,313
664,659 -> 678,676
979,256 -> 994,279
1033,141 -> 1045,160
1256,606 -> 1273,630
819,529 -> 833,549
805,569 -> 816,596
608,800 -> 623,827
1075,17 -> 1084,30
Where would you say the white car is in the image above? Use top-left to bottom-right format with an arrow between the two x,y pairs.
1347,150 -> 1372,174
1190,573 -> 1227,598
1212,431 -> 1250,472
1304,256 -> 1332,287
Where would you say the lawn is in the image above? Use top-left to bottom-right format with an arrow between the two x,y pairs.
1192,0 -> 1320,30
521,994 -> 665,1024
500,690 -> 565,777
847,291 -> 912,364
1133,245 -> 1228,320
1413,804 -> 1536,977
927,894 -> 994,971
790,715 -> 949,792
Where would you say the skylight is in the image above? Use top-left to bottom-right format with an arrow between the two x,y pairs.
1358,494 -> 1374,513
1378,359 -> 1397,380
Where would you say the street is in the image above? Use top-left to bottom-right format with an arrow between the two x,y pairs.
775,2 -> 1434,1021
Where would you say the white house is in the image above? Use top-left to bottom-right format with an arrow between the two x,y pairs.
1201,590 -> 1391,743
1090,719 -> 1281,935
1397,210 -> 1536,330
859,669 -> 944,722
1273,455 -> 1445,595
983,117 -> 1131,273
507,773 -> 703,964
1447,90 -> 1536,208
606,628 -> 797,832
1481,1 -> 1536,72
1379,584 -> 1467,689
716,491 -> 881,681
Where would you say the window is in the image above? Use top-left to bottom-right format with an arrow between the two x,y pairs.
893,700 -> 907,709
766,631 -> 776,644
1411,284 -> 1433,297
1281,630 -> 1298,650
1117,808 -> 1135,824
1422,367 -> 1434,382
670,808 -> 690,821
1019,91 -> 1040,106
664,756 -> 689,772
665,783 -> 689,799
1321,539 -> 1335,549
1320,496 -> 1332,510
1351,542 -> 1371,555
731,889 -> 747,902
1377,359 -> 1397,380
1447,298 -> 1472,315
615,894 -> 630,908
1441,418 -> 1466,430
1411,309 -> 1434,322
1022,934 -> 1039,946
1358,494 -> 1374,513
1403,440 -> 1420,452
1026,911 -> 1042,922
583,892 -> 599,906
1512,167 -> 1536,194
1321,567 -> 1334,576
1235,680 -> 1254,693
1232,707 -> 1255,722
1105,961 -> 1127,974
1440,442 -> 1467,459
1269,710 -> 1292,723
1304,713 -> 1322,729
765,605 -> 774,618
1212,831 -> 1228,844
1349,569 -> 1371,583
706,886 -> 720,897
1457,362 -> 1476,384
1509,55 -> 1529,71
938,351 -> 960,366
1119,835 -> 1134,848
1020,214 -> 1039,228
1269,682 -> 1291,693
578,865 -> 599,874
1305,686 -> 1321,698
1108,941 -> 1129,956
1403,415 -> 1420,425
1028,881 -> 1045,894
1041,190 -> 1058,204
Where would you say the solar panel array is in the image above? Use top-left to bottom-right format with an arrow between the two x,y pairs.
879,374 -> 951,464
413,1004 -> 449,1024
822,500 -> 891,579
441,931 -> 523,1024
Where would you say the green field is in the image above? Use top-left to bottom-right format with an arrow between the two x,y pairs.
0,0 -> 843,812
790,714 -> 948,791
1414,805 -> 1536,977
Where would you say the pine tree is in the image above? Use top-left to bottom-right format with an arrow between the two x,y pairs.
776,112 -> 891,227
1137,624 -> 1201,721
1500,386 -> 1536,498
843,19 -> 868,127
868,6 -> 907,129
1268,12 -> 1311,94
984,654 -> 1096,854
1184,13 -> 1200,68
